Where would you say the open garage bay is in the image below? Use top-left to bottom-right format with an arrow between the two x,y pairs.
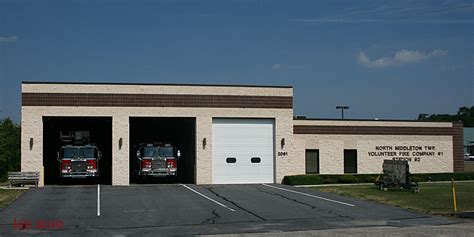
129,117 -> 196,184
42,117 -> 112,185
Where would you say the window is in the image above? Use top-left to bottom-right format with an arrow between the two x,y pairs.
251,157 -> 261,163
344,149 -> 357,174
142,147 -> 158,157
79,148 -> 96,158
226,157 -> 236,163
305,149 -> 319,174
61,148 -> 77,158
158,147 -> 174,157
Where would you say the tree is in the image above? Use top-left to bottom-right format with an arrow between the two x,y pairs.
457,106 -> 474,127
0,118 -> 21,181
417,106 -> 474,127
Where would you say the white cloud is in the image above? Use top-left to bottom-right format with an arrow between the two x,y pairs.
430,49 -> 449,57
358,49 -> 448,69
0,36 -> 18,43
272,64 -> 281,70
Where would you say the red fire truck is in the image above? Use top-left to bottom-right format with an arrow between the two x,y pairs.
56,131 -> 101,178
133,143 -> 180,177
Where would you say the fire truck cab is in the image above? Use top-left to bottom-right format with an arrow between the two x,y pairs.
134,143 -> 181,177
56,131 -> 101,179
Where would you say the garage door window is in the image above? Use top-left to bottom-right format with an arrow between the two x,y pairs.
344,149 -> 357,174
305,149 -> 319,174
251,157 -> 261,163
226,157 -> 236,163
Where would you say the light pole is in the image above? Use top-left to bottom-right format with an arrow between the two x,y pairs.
336,106 -> 349,120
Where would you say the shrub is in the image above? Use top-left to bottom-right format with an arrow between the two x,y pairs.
319,175 -> 339,184
360,174 -> 379,183
337,175 -> 358,183
410,176 -> 423,183
282,175 -> 324,185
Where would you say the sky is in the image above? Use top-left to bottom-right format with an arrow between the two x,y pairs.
0,0 -> 473,122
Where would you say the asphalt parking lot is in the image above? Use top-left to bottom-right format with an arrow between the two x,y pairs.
0,184 -> 459,236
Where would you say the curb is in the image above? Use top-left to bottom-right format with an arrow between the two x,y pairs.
0,186 -> 30,190
459,211 -> 474,219
296,183 -> 373,187
295,180 -> 474,188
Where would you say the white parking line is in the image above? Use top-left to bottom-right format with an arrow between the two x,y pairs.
262,184 -> 355,207
180,184 -> 236,212
97,184 -> 101,216
124,209 -> 157,213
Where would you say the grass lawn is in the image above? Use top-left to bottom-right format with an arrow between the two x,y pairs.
309,182 -> 474,215
0,189 -> 27,209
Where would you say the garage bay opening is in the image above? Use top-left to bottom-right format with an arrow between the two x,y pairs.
129,117 -> 196,184
43,117 -> 112,185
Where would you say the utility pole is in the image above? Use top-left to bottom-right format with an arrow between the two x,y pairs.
336,106 -> 349,120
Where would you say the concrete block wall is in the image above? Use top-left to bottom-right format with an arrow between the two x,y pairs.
196,116 -> 212,184
293,119 -> 456,174
21,107 -> 295,186
295,134 -> 453,174
112,115 -> 130,186
274,116 -> 304,182
21,83 -> 296,186
22,82 -> 459,186
20,109 -> 44,186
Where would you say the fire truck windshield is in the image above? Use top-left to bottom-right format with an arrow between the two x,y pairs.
80,148 -> 96,158
62,148 -> 77,158
61,147 -> 96,158
158,147 -> 174,157
142,147 -> 158,157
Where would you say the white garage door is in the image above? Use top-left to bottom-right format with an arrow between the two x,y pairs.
212,118 -> 274,184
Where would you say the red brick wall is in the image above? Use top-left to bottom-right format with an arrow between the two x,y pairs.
22,93 -> 293,109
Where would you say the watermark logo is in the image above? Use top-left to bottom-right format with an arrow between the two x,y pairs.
12,217 -> 64,230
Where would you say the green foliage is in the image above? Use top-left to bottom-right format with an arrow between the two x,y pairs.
410,176 -> 423,183
282,175 -> 324,185
283,172 -> 474,185
0,189 -> 27,208
418,106 -> 474,127
319,174 -> 379,184
411,172 -> 474,182
337,175 -> 358,183
0,118 -> 21,181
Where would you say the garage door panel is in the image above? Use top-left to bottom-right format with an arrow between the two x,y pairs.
212,118 -> 274,184
213,164 -> 273,170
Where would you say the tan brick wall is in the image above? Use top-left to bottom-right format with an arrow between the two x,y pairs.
112,115 -> 129,186
274,116 -> 305,182
293,119 -> 452,128
20,109 -> 44,186
22,83 -> 293,96
295,134 -> 453,174
196,116 -> 212,184
21,106 -> 295,186
25,84 -> 454,185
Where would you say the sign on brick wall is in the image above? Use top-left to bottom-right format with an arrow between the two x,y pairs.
368,145 -> 445,162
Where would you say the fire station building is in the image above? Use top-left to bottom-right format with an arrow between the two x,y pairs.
20,82 -> 464,187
